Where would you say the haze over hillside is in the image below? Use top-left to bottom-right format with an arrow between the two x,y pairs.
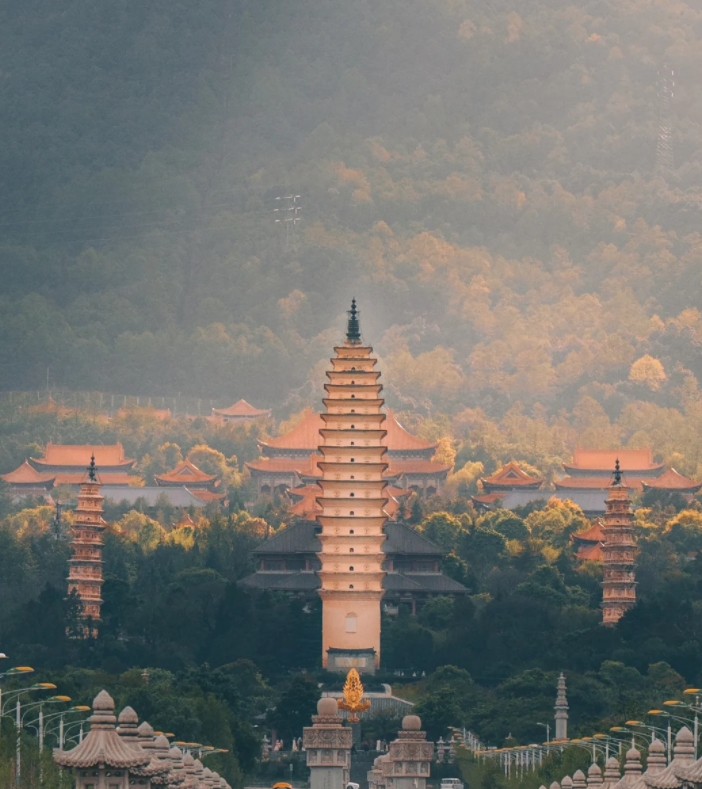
2,0 -> 702,440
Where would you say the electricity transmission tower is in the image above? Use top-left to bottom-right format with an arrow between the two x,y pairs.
274,194 -> 302,247
655,64 -> 675,176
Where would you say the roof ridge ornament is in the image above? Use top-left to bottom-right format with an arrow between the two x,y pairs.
346,298 -> 362,344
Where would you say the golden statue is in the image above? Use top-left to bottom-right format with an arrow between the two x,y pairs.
337,668 -> 371,722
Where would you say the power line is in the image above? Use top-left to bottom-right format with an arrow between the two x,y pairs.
655,63 -> 675,176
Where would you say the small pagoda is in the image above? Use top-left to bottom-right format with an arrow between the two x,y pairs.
601,460 -> 637,626
67,456 -> 106,636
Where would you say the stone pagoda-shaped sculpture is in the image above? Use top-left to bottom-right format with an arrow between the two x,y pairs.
554,672 -> 569,740
67,456 -> 106,635
384,715 -> 434,789
318,299 -> 389,671
54,691 -> 151,789
303,697 -> 352,789
601,460 -> 637,626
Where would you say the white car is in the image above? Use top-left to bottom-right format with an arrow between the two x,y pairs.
440,779 -> 464,789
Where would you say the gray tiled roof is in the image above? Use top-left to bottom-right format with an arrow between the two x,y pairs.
254,520 -> 443,556
103,486 -> 208,507
239,571 -> 321,590
499,490 -> 608,515
239,570 -> 468,594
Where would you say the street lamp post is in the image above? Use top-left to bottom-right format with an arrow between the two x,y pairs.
537,722 -> 550,744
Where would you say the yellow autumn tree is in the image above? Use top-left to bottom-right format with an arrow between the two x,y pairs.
629,355 -> 667,390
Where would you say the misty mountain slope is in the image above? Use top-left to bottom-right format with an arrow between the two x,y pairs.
1,0 -> 702,424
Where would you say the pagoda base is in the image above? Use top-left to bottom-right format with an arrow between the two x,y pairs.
326,648 -> 377,675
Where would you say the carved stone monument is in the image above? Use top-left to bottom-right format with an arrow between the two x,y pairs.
385,715 -> 434,789
303,698 -> 353,789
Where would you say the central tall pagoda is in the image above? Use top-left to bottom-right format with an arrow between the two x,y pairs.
318,300 -> 388,672
601,460 -> 637,626
68,456 -> 106,636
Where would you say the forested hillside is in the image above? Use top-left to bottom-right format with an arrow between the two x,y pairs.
3,0 -> 702,445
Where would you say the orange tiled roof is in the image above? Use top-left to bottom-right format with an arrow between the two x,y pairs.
572,521 -> 606,544
212,399 -> 271,418
33,443 -> 135,468
155,459 -> 216,485
555,476 -> 644,491
1,460 -> 55,485
576,543 -> 604,562
482,461 -> 543,489
261,410 -> 436,452
642,468 -> 702,492
471,492 -> 506,505
287,484 -> 404,519
246,456 -> 318,475
388,458 -> 451,476
566,448 -> 662,472
188,488 -> 226,502
248,453 -> 447,479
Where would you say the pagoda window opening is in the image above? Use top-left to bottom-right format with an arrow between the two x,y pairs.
350,566 -> 354,571
351,442 -> 355,446
349,584 -> 354,589
350,475 -> 355,479
351,458 -> 355,462
350,529 -> 355,534
350,548 -> 355,552
351,394 -> 356,398
351,425 -> 355,429
350,511 -> 355,515
350,492 -> 355,497
351,409 -> 356,413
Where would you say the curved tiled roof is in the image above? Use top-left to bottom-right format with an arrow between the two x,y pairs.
155,459 -> 216,485
0,460 -> 54,485
34,443 -> 135,468
261,410 -> 436,452
567,448 -> 661,471
572,521 -> 606,543
388,458 -> 451,476
481,461 -> 543,489
555,476 -> 644,491
643,468 -> 702,492
54,690 -> 150,769
212,399 -> 271,418
253,520 -> 444,557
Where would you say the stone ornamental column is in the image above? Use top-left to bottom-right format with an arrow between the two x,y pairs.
386,715 -> 434,789
554,672 -> 568,741
603,757 -> 621,788
303,698 -> 353,789
587,763 -> 603,788
572,770 -> 587,789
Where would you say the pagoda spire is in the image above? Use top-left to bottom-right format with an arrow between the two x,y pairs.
613,457 -> 622,485
554,672 -> 568,740
346,298 -> 362,344
601,461 -> 637,626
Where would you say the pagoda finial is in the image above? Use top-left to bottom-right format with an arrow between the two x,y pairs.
346,298 -> 362,344
613,458 -> 622,485
88,454 -> 97,482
